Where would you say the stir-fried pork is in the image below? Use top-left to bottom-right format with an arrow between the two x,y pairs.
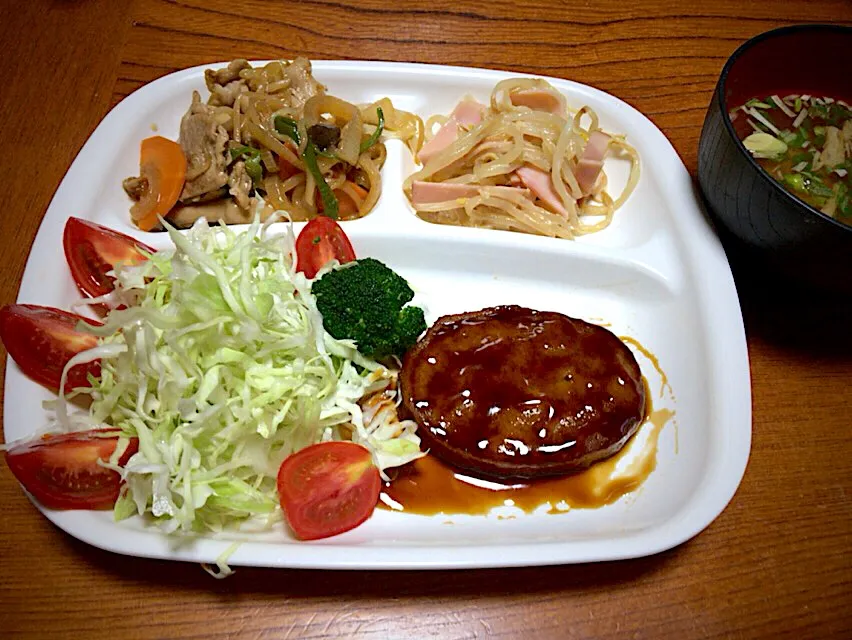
178,91 -> 230,201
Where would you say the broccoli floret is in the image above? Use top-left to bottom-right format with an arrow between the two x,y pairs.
311,258 -> 427,359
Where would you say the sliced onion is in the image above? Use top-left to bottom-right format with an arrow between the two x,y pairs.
260,149 -> 278,172
303,95 -> 362,164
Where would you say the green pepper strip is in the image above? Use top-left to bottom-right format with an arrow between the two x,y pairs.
303,142 -> 338,219
229,145 -> 263,185
273,116 -> 301,145
360,107 -> 384,153
273,116 -> 338,217
229,144 -> 262,162
244,157 -> 263,184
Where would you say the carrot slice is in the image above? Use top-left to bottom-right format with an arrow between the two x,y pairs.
130,136 -> 187,231
336,182 -> 369,217
314,180 -> 367,217
278,155 -> 300,180
346,182 -> 369,200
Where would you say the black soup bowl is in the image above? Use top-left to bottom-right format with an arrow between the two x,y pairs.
698,25 -> 852,293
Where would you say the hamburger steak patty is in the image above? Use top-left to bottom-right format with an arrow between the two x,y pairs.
400,305 -> 646,480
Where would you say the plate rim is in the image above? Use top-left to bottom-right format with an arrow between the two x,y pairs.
3,59 -> 752,570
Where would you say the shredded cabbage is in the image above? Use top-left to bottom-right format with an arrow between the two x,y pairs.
62,216 -> 423,534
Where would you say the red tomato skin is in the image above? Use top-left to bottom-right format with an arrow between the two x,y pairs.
277,442 -> 381,540
5,430 -> 139,510
0,304 -> 102,393
63,217 -> 154,300
295,216 -> 356,279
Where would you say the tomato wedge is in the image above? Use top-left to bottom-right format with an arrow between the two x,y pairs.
0,304 -> 102,393
277,441 -> 381,540
295,216 -> 356,279
129,136 -> 187,231
5,430 -> 139,510
63,217 -> 154,301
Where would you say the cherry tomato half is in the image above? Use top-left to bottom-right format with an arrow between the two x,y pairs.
63,217 -> 154,301
295,216 -> 356,279
0,304 -> 102,393
276,441 -> 381,540
5,430 -> 139,510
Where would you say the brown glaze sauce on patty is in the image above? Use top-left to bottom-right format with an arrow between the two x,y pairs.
399,305 -> 646,480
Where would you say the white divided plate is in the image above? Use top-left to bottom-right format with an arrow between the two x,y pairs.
3,61 -> 751,570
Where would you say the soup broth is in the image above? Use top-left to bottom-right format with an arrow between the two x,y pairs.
729,94 -> 851,225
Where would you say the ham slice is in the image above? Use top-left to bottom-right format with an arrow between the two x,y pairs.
451,99 -> 485,126
575,130 -> 611,196
417,124 -> 459,165
410,181 -> 530,205
509,89 -> 566,115
418,99 -> 486,165
515,131 -> 611,214
515,165 -> 569,216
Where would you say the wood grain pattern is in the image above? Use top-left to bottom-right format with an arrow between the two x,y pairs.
1,1 -> 851,638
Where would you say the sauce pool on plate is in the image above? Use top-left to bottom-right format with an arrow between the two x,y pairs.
383,350 -> 676,517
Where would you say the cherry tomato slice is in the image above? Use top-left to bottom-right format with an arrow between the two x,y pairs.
63,217 -> 154,300
0,304 -> 102,393
5,429 -> 139,510
295,216 -> 356,279
277,441 -> 381,540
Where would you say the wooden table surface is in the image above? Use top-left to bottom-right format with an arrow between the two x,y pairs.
1,1 -> 850,638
